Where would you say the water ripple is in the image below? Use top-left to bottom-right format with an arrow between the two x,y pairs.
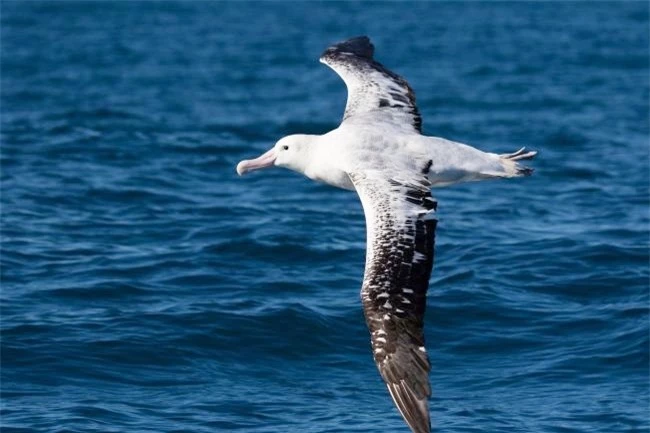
2,2 -> 648,433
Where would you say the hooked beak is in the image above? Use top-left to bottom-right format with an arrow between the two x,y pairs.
236,148 -> 277,176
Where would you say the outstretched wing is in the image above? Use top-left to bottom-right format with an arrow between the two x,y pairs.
320,36 -> 422,133
349,171 -> 437,433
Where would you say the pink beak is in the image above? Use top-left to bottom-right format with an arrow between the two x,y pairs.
236,148 -> 277,176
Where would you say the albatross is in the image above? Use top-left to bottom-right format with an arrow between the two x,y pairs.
236,36 -> 536,433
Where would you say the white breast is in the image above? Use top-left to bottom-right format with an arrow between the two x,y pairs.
303,136 -> 356,190
305,163 -> 355,190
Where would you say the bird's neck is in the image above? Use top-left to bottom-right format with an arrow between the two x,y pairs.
302,139 -> 355,191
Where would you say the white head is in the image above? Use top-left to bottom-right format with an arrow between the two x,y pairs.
236,134 -> 315,176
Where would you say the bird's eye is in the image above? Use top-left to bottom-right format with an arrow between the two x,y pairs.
283,145 -> 289,150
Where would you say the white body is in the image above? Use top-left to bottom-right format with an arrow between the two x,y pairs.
302,123 -> 518,191
235,36 -> 536,433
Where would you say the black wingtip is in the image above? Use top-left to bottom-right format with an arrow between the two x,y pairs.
322,36 -> 374,60
386,382 -> 431,433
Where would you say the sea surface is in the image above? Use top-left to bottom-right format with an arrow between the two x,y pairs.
1,2 -> 648,432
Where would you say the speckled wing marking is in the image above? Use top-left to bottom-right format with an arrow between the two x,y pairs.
349,171 -> 436,433
320,36 -> 422,133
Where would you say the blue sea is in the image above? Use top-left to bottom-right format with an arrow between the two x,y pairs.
1,2 -> 648,432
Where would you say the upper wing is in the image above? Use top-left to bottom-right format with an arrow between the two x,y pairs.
349,171 -> 437,433
320,36 -> 422,134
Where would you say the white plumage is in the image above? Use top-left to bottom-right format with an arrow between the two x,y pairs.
236,36 -> 536,433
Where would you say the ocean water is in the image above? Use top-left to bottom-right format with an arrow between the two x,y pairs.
1,2 -> 648,432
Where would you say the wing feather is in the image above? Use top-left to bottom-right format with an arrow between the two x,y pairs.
320,36 -> 422,133
349,171 -> 436,433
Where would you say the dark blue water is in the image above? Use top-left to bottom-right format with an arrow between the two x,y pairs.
2,2 -> 648,432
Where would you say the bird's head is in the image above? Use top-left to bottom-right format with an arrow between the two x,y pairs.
236,134 -> 315,176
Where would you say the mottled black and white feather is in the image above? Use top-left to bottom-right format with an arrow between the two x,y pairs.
349,171 -> 437,433
320,36 -> 422,133
237,35 -> 537,433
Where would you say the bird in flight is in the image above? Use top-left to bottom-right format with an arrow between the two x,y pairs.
237,36 -> 536,433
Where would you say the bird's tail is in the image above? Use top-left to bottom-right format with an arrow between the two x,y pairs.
498,147 -> 537,177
